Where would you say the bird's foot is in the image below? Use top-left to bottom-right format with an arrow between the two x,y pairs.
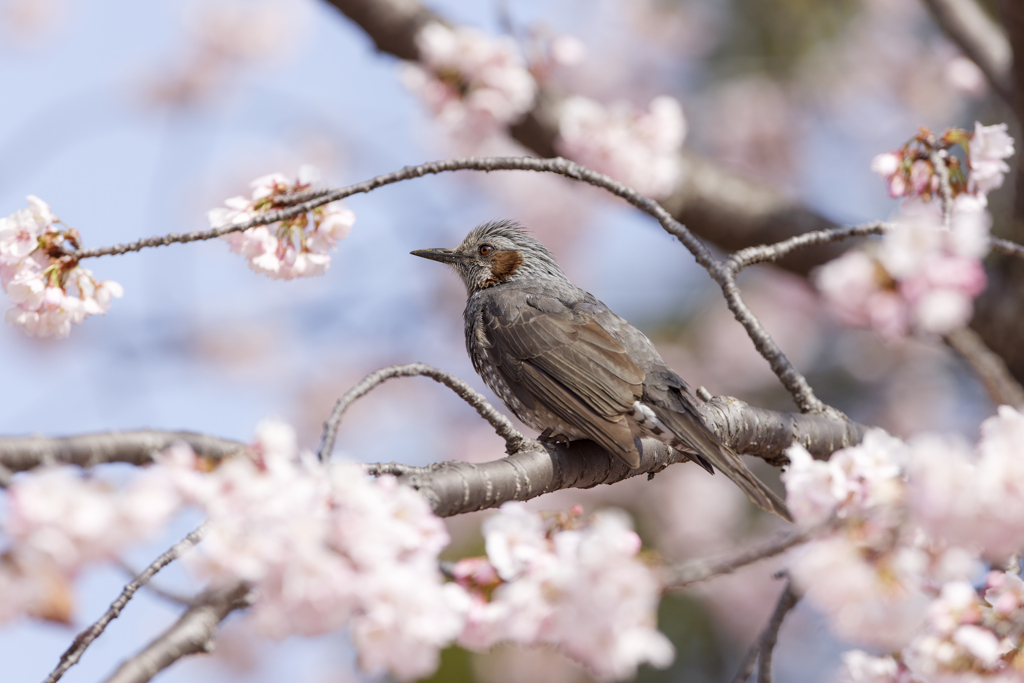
537,429 -> 570,446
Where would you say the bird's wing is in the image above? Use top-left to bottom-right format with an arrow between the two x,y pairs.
482,294 -> 645,467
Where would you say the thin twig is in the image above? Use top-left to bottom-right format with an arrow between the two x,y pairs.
726,222 -> 888,273
115,561 -> 195,606
991,237 -> 1024,260
318,362 -> 529,461
930,150 -> 954,228
43,525 -> 207,683
663,524 -> 826,589
103,581 -> 252,683
944,327 -> 1024,407
755,580 -> 801,683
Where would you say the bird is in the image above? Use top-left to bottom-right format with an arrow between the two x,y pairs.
412,220 -> 791,521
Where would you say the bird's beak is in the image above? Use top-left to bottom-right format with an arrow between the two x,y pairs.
411,248 -> 463,265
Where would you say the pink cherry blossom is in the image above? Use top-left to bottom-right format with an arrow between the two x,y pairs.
969,122 -> 1015,197
0,196 -> 123,337
838,650 -> 910,683
401,23 -> 537,144
179,419 -> 463,680
6,465 -> 182,573
457,503 -> 673,680
817,187 -> 992,339
556,95 -> 686,198
209,166 -> 355,280
908,406 -> 1024,560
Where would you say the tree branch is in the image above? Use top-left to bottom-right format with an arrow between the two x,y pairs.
102,581 -> 251,683
318,362 -> 530,461
944,326 -> 1024,407
67,154 -> 826,413
921,0 -> 1014,105
753,580 -> 801,683
725,222 -> 888,273
662,527 -> 817,589
43,526 -> 207,683
0,431 -> 242,473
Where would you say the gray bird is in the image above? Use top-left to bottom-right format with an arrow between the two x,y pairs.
412,220 -> 791,521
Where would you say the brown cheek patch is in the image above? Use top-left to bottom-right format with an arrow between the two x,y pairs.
482,250 -> 523,287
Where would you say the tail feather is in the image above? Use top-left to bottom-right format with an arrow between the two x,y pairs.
649,403 -> 792,522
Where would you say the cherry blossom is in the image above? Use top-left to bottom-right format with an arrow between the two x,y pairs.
0,196 -> 123,338
969,122 -> 1015,197
209,166 -> 355,280
401,23 -> 537,144
174,419 -> 464,680
455,503 -> 673,680
556,95 -> 686,198
817,125 -> 1010,340
908,405 -> 1024,560
783,431 -> 981,649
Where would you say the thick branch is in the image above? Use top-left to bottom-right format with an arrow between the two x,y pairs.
370,400 -> 859,518
0,431 -> 242,473
44,526 -> 206,683
922,0 -> 1014,105
102,581 -> 251,683
319,362 -> 530,461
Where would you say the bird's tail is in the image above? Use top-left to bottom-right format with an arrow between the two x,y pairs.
651,404 -> 793,522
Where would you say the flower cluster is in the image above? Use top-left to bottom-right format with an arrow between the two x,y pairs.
785,431 -> 976,649
455,503 -> 673,681
556,95 -> 686,198
0,463 -> 183,623
785,407 -> 1024,680
816,123 -> 1012,339
401,23 -> 537,144
165,421 -> 466,681
841,572 -> 1024,682
0,196 -> 123,338
908,406 -> 1024,560
208,166 -> 355,280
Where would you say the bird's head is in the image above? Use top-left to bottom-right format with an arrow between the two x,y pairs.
412,220 -> 565,295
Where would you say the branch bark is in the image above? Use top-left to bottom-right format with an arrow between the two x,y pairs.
102,581 -> 251,683
0,431 -> 242,473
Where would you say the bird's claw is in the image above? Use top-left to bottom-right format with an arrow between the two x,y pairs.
537,429 -> 570,446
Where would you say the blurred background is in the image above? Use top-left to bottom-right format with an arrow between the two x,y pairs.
0,0 -> 1012,680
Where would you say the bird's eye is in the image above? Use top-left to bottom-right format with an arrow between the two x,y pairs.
479,245 -> 493,256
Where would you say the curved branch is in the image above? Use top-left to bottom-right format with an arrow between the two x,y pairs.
67,154 -> 824,413
318,362 -> 530,461
0,431 -> 242,473
102,581 -> 251,683
44,526 -> 207,683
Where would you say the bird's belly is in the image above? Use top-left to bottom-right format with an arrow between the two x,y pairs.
477,362 -> 590,440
